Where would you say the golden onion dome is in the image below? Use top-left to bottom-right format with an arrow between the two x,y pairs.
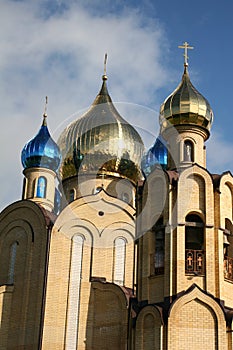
159,64 -> 213,139
58,74 -> 144,183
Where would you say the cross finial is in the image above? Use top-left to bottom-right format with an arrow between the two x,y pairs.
103,53 -> 108,80
104,53 -> 107,75
178,41 -> 194,66
42,96 -> 48,126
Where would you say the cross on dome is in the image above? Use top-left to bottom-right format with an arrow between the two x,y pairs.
178,41 -> 194,66
103,53 -> 108,80
43,96 -> 48,126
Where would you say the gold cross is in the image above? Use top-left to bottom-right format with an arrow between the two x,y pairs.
187,255 -> 193,266
178,41 -> 194,66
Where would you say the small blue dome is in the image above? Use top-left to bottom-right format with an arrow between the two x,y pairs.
21,115 -> 61,172
141,135 -> 167,176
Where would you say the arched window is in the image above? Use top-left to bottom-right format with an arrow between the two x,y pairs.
113,237 -> 126,285
224,219 -> 233,281
151,218 -> 165,275
8,241 -> 18,284
184,140 -> 194,162
65,235 -> 84,349
36,176 -> 47,198
185,214 -> 204,275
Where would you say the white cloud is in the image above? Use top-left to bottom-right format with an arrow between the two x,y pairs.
207,129 -> 233,174
0,0 -> 169,210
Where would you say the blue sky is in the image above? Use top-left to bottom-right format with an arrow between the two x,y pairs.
0,0 -> 233,211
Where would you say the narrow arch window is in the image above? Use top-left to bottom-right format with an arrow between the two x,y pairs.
185,214 -> 204,275
184,140 -> 194,162
36,176 -> 47,198
224,219 -> 233,281
65,235 -> 84,349
113,237 -> 126,285
69,188 -> 75,203
8,241 -> 18,284
223,218 -> 232,257
151,218 -> 165,275
154,228 -> 165,274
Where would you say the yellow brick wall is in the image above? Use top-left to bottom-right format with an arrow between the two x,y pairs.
170,299 -> 217,349
168,287 -> 227,350
42,190 -> 135,349
135,306 -> 163,350
0,201 -> 48,349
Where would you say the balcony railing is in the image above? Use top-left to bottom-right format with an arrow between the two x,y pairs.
224,256 -> 233,281
185,249 -> 205,275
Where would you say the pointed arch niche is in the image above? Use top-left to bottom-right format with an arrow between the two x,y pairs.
65,234 -> 84,349
135,306 -> 163,349
113,237 -> 127,286
168,286 -> 227,349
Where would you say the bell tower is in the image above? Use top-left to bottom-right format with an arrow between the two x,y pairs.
159,42 -> 213,170
134,43 -> 229,350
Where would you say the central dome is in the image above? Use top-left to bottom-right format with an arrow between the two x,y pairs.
58,75 -> 144,183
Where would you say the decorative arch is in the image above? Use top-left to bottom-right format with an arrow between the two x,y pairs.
85,281 -> 129,350
135,305 -> 163,350
0,200 -> 48,348
57,217 -> 98,247
101,222 -> 134,245
0,220 -> 34,286
219,174 -> 233,225
178,165 -> 214,225
141,169 -> 169,233
168,285 -> 227,349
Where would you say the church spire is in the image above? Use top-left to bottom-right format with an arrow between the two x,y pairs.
93,53 -> 112,105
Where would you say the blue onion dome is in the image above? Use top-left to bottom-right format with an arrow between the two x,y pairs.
58,74 -> 145,183
21,114 -> 61,172
159,64 -> 214,140
141,135 -> 167,176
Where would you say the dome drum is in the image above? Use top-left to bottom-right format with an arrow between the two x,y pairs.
160,112 -> 211,139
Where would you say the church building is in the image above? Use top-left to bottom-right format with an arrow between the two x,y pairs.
1,43 -> 233,349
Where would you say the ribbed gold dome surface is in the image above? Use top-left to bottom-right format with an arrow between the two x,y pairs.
58,75 -> 144,183
159,65 -> 213,137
